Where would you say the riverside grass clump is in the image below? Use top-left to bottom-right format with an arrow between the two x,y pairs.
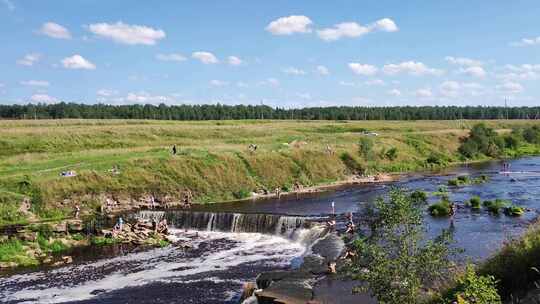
483,199 -> 509,215
479,220 -> 540,299
1,119 -> 539,226
466,196 -> 482,211
448,175 -> 490,187
428,197 -> 452,217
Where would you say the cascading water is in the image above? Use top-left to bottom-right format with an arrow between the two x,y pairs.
134,210 -> 318,238
0,210 -> 327,304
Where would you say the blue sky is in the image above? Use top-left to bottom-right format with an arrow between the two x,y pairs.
1,0 -> 539,107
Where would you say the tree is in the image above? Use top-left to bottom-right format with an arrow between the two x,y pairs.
348,188 -> 456,304
359,137 -> 374,160
443,265 -> 501,304
458,123 -> 505,158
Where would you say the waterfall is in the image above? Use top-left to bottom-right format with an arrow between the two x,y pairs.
134,210 -> 319,239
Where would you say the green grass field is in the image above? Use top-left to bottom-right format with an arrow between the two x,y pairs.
1,119 -> 539,226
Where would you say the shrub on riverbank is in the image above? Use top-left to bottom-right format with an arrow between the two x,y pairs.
0,239 -> 38,267
479,221 -> 540,299
459,123 -> 505,159
442,265 -> 501,304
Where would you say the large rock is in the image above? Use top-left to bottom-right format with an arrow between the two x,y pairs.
52,222 -> 67,233
67,220 -> 84,232
310,233 -> 344,261
256,276 -> 315,304
18,231 -> 38,242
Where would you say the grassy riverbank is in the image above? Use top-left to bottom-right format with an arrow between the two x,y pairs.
1,119 -> 540,227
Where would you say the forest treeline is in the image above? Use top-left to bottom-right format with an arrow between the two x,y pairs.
1,102 -> 540,120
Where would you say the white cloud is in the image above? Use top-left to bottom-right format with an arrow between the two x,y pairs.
388,89 -> 401,96
258,78 -> 280,87
236,81 -> 248,88
228,56 -> 243,66
348,63 -> 378,76
30,94 -> 57,104
316,65 -> 329,75
438,81 -> 485,98
444,56 -> 483,67
373,18 -> 399,32
458,66 -> 486,78
210,80 -> 229,87
439,81 -> 461,97
88,22 -> 165,45
383,61 -> 443,76
125,91 -> 176,104
16,53 -> 41,66
317,22 -> 369,41
496,81 -> 524,94
339,81 -> 355,87
364,79 -> 385,86
510,36 -> 540,47
97,89 -> 118,97
61,54 -> 96,70
283,67 -> 306,75
155,53 -> 186,62
415,88 -> 433,98
497,64 -> 540,81
20,80 -> 50,87
296,93 -> 312,100
2,0 -> 15,11
39,22 -> 71,39
192,51 -> 218,64
317,18 -> 398,41
266,15 -> 313,35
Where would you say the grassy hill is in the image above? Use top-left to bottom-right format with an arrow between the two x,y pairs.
1,119 -> 539,226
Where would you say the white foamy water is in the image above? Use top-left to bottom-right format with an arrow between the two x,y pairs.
0,229 -> 308,304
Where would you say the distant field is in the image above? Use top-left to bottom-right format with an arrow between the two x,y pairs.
1,119 -> 539,225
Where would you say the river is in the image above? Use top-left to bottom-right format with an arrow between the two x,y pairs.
1,157 -> 540,303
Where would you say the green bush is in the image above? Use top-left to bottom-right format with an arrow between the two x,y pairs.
483,199 -> 508,214
426,152 -> 449,166
429,199 -> 452,217
358,137 -> 374,160
444,264 -> 501,304
410,190 -> 428,205
385,147 -> 398,161
468,196 -> 482,210
0,238 -> 38,266
459,123 -> 505,159
71,233 -> 85,241
504,205 -> 524,217
523,126 -> 540,144
448,178 -> 460,186
91,236 -> 119,246
340,152 -> 364,174
233,189 -> 251,199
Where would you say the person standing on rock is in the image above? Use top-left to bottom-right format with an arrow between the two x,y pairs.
116,216 -> 124,232
74,204 -> 80,219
